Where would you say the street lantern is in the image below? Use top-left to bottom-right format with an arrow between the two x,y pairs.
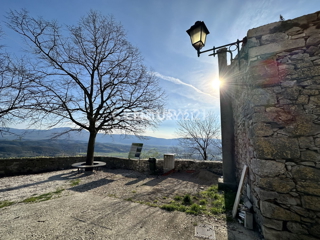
186,21 -> 246,59
186,21 -> 210,51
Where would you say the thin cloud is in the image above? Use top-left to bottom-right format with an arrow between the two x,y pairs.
153,72 -> 215,98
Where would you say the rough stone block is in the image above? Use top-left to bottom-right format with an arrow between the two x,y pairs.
257,177 -> 295,193
294,12 -> 318,24
296,95 -> 309,104
250,60 -> 278,79
247,21 -> 281,38
299,80 -> 313,87
262,217 -> 283,230
287,222 -> 308,234
310,95 -> 320,105
262,226 -> 300,240
253,123 -> 274,136
276,194 -> 300,206
261,201 -> 300,221
301,162 -> 316,167
254,187 -> 279,201
247,37 -> 260,48
299,234 -> 320,240
251,89 -> 277,105
290,205 -> 316,218
290,32 -> 306,39
254,137 -> 300,159
285,115 -> 320,136
249,39 -> 305,58
297,181 -> 320,196
286,26 -> 304,36
282,86 -> 300,100
251,159 -> 285,177
255,77 -> 281,86
302,195 -> 320,211
301,150 -> 320,161
309,224 -> 320,237
302,89 -> 319,95
306,34 -> 320,47
297,66 -> 320,79
261,32 -> 288,45
252,112 -> 277,123
305,25 -> 320,36
296,61 -> 314,69
315,138 -> 320,147
306,45 -> 319,54
281,80 -> 296,88
298,137 -> 315,148
292,165 -> 320,182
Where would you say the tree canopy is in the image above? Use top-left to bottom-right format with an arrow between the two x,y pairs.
6,9 -> 166,166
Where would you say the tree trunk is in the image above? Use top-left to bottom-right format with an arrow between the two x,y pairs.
86,129 -> 97,171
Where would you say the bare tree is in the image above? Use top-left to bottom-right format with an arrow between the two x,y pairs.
6,10 -> 165,167
0,29 -> 34,131
176,112 -> 221,160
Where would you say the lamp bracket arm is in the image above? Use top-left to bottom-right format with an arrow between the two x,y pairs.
200,39 -> 244,59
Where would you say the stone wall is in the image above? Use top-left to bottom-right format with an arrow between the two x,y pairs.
0,156 -> 222,177
228,11 -> 320,240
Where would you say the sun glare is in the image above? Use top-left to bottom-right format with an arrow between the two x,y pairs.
212,79 -> 222,89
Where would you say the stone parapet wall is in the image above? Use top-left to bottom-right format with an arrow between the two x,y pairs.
0,156 -> 222,177
229,11 -> 320,240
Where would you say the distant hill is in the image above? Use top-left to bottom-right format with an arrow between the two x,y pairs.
0,128 -> 221,159
0,139 -> 131,158
0,127 -> 180,147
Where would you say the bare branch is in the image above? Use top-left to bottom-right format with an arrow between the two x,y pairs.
176,112 -> 221,160
6,10 -> 166,165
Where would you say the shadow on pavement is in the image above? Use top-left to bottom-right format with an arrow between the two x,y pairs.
0,170 -> 94,193
69,178 -> 114,192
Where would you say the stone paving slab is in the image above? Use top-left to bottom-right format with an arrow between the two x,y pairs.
0,193 -> 201,240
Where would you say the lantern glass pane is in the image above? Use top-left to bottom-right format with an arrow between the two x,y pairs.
190,28 -> 201,45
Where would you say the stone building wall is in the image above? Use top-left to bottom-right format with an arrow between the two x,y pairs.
228,11 -> 320,240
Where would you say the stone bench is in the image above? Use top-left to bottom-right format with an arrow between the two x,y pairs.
72,161 -> 106,173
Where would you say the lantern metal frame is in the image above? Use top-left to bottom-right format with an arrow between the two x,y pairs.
187,21 -> 246,61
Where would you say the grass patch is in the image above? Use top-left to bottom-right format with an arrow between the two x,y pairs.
118,184 -> 235,218
70,179 -> 80,186
160,204 -> 178,211
0,200 -> 15,208
173,195 -> 182,201
22,188 -> 65,203
158,184 -> 236,217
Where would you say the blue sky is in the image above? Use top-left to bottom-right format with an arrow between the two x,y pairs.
0,0 -> 319,138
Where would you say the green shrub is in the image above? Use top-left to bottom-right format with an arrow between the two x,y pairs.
199,199 -> 207,205
183,194 -> 192,205
186,203 -> 201,215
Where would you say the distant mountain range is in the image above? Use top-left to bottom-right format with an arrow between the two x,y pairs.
0,127 -> 180,147
0,128 -> 221,159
